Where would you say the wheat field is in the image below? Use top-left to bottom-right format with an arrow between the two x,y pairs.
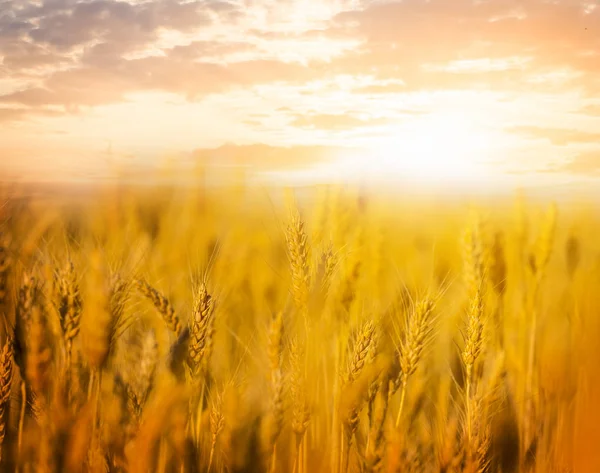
0,177 -> 599,473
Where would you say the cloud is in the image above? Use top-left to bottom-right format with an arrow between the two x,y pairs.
290,113 -> 392,130
26,1 -> 212,50
191,143 -> 344,170
2,0 -> 599,110
507,126 -> 600,146
0,55 -> 319,108
325,0 -> 600,93
0,1 -> 219,77
578,104 -> 600,116
0,1 -> 590,110
0,41 -> 72,70
352,80 -> 407,95
551,152 -> 600,174
0,1 -> 213,112
0,108 -> 33,122
168,40 -> 255,61
0,107 -> 63,123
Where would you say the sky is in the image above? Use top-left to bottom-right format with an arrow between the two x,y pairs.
1,0 -> 599,187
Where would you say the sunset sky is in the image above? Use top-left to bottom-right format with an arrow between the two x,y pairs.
1,0 -> 599,186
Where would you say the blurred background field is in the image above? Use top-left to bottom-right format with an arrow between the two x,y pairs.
0,171 -> 599,473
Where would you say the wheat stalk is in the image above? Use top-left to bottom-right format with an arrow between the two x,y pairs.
0,336 -> 13,462
490,232 -> 507,349
565,234 -> 580,279
365,377 -> 389,473
266,311 -> 284,473
0,232 -> 10,319
461,216 -> 488,459
80,252 -> 112,371
208,392 -> 224,472
524,202 -> 557,453
338,321 -> 377,473
289,339 -> 310,473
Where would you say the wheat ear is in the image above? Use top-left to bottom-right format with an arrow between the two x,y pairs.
395,298 -> 435,428
285,210 -> 311,315
188,282 -> 215,377
340,321 -> 377,473
135,279 -> 182,335
55,260 -> 82,366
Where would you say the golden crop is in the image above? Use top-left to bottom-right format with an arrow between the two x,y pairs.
0,177 -> 598,473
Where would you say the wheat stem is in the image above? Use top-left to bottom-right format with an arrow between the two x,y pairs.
17,380 -> 26,465
395,377 -> 407,429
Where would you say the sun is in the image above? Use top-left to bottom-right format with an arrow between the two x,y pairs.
263,110 -> 500,186
367,112 -> 494,183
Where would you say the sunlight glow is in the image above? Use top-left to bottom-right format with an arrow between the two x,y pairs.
366,113 -> 493,181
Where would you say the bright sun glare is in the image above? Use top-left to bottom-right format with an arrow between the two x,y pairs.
369,113 -> 492,182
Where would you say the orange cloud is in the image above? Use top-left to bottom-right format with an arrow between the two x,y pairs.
579,104 -> 600,116
290,113 -> 392,131
507,126 -> 600,146
191,143 -> 344,171
555,152 -> 600,174
0,107 -> 63,123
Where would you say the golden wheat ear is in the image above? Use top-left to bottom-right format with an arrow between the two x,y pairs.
337,320 -> 379,473
316,244 -> 338,294
285,210 -> 311,314
54,260 -> 82,366
348,320 -> 376,384
188,282 -> 215,378
134,279 -> 181,336
394,297 -> 435,428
